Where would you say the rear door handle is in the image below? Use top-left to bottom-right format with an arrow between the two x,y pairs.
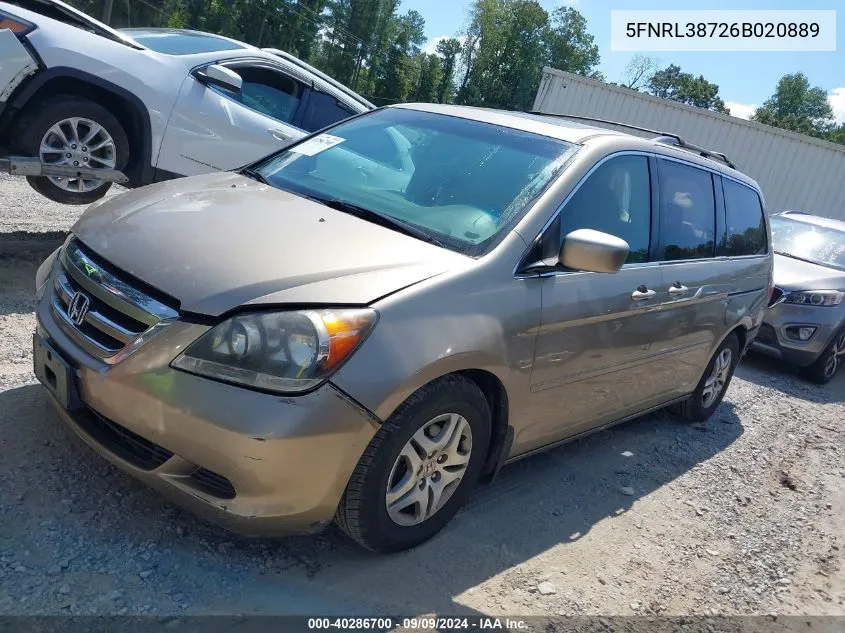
269,129 -> 291,142
632,286 -> 656,301
668,282 -> 689,296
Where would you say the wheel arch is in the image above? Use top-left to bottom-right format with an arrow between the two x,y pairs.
695,320 -> 751,387
377,366 -> 513,484
5,67 -> 154,187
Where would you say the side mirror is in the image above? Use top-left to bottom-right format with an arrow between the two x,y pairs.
560,228 -> 629,273
196,64 -> 242,93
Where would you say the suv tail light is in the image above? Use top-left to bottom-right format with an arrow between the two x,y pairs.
0,10 -> 36,35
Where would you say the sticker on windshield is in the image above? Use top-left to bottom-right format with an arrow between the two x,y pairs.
292,134 -> 345,156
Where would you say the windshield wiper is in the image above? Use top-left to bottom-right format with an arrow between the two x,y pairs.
239,167 -> 269,184
774,250 -> 844,271
311,196 -> 447,249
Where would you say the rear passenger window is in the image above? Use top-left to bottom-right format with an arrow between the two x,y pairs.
303,91 -> 356,132
722,179 -> 767,256
658,160 -> 716,260
559,155 -> 652,264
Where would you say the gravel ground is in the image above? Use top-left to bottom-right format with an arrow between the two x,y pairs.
0,174 -> 121,234
0,184 -> 843,618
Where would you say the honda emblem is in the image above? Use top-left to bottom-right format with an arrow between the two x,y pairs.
67,291 -> 91,326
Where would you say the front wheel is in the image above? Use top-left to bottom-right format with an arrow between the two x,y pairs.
336,375 -> 491,553
802,329 -> 845,384
673,333 -> 740,422
14,95 -> 130,205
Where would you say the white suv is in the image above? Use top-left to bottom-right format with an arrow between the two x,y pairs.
0,0 -> 373,204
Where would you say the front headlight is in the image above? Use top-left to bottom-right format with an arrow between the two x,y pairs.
783,290 -> 844,307
171,308 -> 377,393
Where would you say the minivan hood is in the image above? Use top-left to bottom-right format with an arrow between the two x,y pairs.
773,253 -> 845,291
71,173 -> 466,316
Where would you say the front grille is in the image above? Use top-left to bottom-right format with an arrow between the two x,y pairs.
757,323 -> 778,344
76,407 -> 174,470
190,468 -> 237,499
768,287 -> 784,307
49,239 -> 178,362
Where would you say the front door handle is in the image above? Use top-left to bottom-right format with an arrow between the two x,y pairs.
269,129 -> 291,142
668,282 -> 689,296
632,285 -> 656,301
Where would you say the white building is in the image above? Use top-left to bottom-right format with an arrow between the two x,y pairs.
533,67 -> 845,221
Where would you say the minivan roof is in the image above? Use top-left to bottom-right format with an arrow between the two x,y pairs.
394,103 -> 760,189
393,103 -> 620,144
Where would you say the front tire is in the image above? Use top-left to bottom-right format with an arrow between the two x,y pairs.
802,329 -> 845,385
336,375 -> 491,553
13,95 -> 130,205
673,333 -> 740,422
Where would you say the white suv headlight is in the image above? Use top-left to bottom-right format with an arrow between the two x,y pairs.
171,308 -> 377,393
783,290 -> 844,307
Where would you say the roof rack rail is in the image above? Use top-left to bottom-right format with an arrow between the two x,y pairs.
526,111 -> 736,170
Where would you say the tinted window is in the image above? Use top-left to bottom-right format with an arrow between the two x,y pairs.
722,179 -> 767,256
125,30 -> 245,55
221,67 -> 303,124
303,91 -> 356,132
559,155 -> 651,264
658,160 -> 716,260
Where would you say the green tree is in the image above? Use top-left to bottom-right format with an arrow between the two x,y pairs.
751,73 -> 834,138
434,37 -> 462,103
455,0 -> 600,111
372,10 -> 426,102
648,64 -> 730,113
412,53 -> 443,102
827,124 -> 845,145
545,6 -> 600,79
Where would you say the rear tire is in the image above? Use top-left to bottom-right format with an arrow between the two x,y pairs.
802,329 -> 845,385
336,375 -> 491,553
673,333 -> 740,422
13,95 -> 130,205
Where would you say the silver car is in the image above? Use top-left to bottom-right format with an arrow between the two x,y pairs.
752,211 -> 845,383
33,104 -> 772,552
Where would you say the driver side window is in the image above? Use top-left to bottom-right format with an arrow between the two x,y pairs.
559,155 -> 652,264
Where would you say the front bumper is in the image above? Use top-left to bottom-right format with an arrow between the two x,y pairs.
750,300 -> 844,367
33,253 -> 378,536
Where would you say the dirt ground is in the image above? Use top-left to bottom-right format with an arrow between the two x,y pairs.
0,178 -> 843,618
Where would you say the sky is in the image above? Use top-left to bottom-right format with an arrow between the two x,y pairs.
402,0 -> 845,122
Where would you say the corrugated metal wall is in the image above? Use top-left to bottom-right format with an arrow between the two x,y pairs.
533,67 -> 845,221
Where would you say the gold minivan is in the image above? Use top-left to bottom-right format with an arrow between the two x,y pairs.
34,104 -> 773,552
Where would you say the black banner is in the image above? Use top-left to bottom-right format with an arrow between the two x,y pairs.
0,616 -> 843,633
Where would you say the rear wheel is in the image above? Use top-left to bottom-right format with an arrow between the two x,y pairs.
802,329 -> 845,385
13,95 -> 130,205
336,375 -> 491,553
673,333 -> 740,422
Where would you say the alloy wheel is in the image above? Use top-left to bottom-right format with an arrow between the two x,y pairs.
385,413 -> 473,526
702,348 -> 732,408
823,332 -> 845,379
39,117 -> 116,192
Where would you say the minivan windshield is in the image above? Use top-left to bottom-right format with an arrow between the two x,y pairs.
252,107 -> 578,256
770,215 -> 845,271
